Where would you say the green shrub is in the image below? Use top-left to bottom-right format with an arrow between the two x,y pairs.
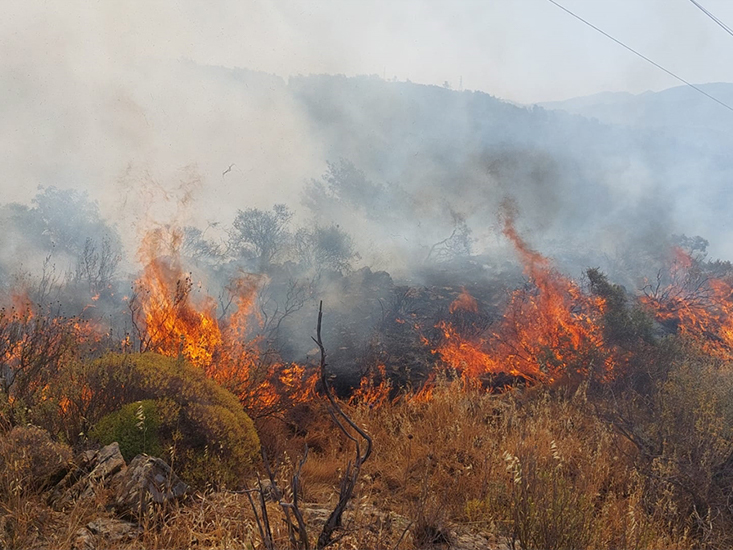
90,399 -> 173,462
83,353 -> 260,488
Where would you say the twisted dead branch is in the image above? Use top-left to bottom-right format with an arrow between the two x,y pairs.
313,300 -> 373,549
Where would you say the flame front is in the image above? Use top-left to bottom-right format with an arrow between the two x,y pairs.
131,226 -> 316,414
434,210 -> 612,384
641,247 -> 733,359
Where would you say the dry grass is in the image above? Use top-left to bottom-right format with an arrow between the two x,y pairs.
1,372 -> 724,549
346,379 -> 692,549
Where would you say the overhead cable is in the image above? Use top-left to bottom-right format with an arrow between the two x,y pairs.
687,0 -> 733,39
546,0 -> 733,114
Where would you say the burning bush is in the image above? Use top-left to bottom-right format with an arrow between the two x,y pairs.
0,305 -> 85,426
431,215 -> 615,388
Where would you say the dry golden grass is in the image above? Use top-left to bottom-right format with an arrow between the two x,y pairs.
0,374 -> 720,549
345,379 -> 693,549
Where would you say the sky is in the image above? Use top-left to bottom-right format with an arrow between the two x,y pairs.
4,0 -> 733,104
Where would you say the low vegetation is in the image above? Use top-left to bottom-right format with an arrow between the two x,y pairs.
4,339 -> 733,548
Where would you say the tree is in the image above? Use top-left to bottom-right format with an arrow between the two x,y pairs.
424,211 -> 472,263
295,224 -> 358,274
73,237 -> 121,295
229,205 -> 293,271
672,234 -> 709,262
302,160 -> 384,217
181,225 -> 223,264
32,186 -> 120,256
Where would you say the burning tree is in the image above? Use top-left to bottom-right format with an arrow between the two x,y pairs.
641,246 -> 733,360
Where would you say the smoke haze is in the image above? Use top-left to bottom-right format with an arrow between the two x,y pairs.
3,1 -> 733,309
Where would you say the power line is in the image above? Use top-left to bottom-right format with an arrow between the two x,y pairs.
687,0 -> 733,39
545,0 -> 733,114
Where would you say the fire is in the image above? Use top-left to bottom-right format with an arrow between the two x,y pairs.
350,364 -> 392,407
220,272 -> 264,339
641,247 -> 733,358
131,225 -> 316,415
449,288 -> 479,314
0,300 -> 103,423
435,321 -> 502,378
433,209 -> 612,385
133,226 -> 222,366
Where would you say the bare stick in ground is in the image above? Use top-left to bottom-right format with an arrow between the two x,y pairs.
282,446 -> 310,550
312,301 -> 373,549
261,446 -> 310,550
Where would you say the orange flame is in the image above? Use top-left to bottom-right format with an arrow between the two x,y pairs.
131,225 -> 316,415
433,208 -> 612,385
350,364 -> 392,407
449,288 -> 479,314
641,247 -> 733,358
134,226 -> 222,366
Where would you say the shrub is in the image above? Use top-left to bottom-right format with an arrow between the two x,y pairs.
0,425 -> 72,497
504,447 -> 593,550
346,379 -> 684,549
89,399 -> 174,462
613,353 -> 733,546
83,353 -> 260,488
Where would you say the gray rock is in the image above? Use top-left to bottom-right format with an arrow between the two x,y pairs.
115,454 -> 188,519
79,443 -> 127,498
49,443 -> 126,511
72,517 -> 141,550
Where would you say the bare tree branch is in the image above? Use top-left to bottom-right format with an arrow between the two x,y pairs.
312,300 -> 372,549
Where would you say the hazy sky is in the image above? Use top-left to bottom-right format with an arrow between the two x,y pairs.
4,0 -> 733,104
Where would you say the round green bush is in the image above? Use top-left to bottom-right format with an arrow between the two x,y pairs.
86,352 -> 260,488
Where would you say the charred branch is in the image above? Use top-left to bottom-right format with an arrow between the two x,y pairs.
261,446 -> 310,550
312,300 -> 372,549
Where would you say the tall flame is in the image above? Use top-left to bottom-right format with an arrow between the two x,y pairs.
134,226 -> 222,366
131,225 -> 316,415
434,206 -> 612,384
641,247 -> 733,359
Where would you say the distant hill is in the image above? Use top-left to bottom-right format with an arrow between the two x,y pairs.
160,66 -> 733,269
280,74 -> 733,266
539,83 -> 733,137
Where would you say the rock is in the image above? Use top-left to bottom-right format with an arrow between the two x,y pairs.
49,443 -> 126,510
79,443 -> 127,498
72,517 -> 141,550
115,454 -> 188,519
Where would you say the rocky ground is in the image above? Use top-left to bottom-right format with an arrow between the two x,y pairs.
34,441 -> 509,550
